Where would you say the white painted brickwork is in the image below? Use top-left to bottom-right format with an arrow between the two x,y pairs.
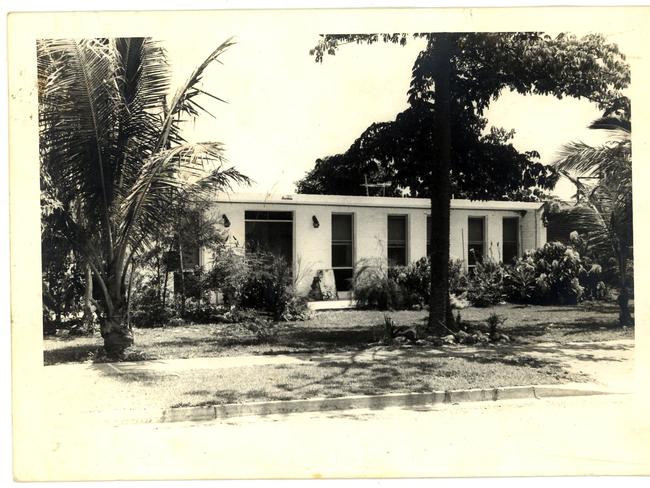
203,194 -> 546,296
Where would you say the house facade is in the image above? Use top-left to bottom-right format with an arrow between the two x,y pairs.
201,193 -> 547,297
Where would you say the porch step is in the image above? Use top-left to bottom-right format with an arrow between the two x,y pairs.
307,299 -> 356,311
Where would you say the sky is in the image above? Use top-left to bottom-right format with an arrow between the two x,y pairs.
164,30 -> 633,201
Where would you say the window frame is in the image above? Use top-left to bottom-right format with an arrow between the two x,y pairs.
502,216 -> 520,264
331,212 -> 355,291
244,209 -> 295,267
387,214 -> 409,267
467,216 -> 486,270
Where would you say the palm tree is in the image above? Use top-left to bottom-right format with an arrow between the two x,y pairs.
38,38 -> 250,356
555,98 -> 633,326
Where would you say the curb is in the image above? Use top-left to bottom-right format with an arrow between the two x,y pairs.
155,384 -> 615,424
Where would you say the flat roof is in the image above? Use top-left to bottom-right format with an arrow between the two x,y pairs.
213,192 -> 544,211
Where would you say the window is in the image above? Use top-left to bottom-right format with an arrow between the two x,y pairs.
387,215 -> 408,267
502,217 -> 519,264
331,214 -> 354,291
426,215 -> 431,256
467,217 -> 485,268
244,210 -> 293,265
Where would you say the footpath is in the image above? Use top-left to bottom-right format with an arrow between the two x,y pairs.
41,338 -> 635,425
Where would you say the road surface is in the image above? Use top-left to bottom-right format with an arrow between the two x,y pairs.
16,392 -> 650,480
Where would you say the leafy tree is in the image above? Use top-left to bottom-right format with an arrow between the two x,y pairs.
555,98 -> 633,326
38,38 -> 250,356
296,104 -> 559,201
310,32 -> 629,333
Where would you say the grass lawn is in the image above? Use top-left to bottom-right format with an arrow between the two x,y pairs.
79,349 -> 584,410
44,301 -> 633,366
43,301 -> 632,410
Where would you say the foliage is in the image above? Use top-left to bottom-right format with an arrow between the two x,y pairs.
466,258 -> 506,307
555,99 -> 633,325
296,108 -> 559,200
38,37 -> 250,355
504,242 -> 586,305
239,252 -> 308,321
486,313 -> 507,338
503,260 -> 538,303
353,259 -> 405,310
300,33 -> 629,200
129,285 -> 175,328
203,246 -> 249,306
355,258 -> 474,310
448,259 -> 469,296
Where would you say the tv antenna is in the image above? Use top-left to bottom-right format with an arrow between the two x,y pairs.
361,175 -> 392,196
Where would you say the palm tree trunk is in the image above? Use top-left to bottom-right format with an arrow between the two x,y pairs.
98,262 -> 134,358
428,33 -> 454,334
81,262 -> 94,333
618,255 -> 633,326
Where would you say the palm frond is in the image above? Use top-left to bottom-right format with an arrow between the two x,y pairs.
588,116 -> 631,135
156,38 -> 235,152
113,38 -> 171,196
38,38 -> 126,253
116,141 -> 247,259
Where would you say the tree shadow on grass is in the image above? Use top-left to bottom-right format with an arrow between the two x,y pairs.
44,344 -> 100,365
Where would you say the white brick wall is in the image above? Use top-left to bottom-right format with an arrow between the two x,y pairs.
202,196 -> 546,296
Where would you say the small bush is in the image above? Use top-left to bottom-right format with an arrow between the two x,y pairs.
486,313 -> 506,337
466,258 -> 505,307
203,246 -> 248,306
353,259 -> 405,310
503,260 -> 537,303
240,252 -> 299,321
449,259 -> 469,296
241,315 -> 278,343
130,286 -> 176,327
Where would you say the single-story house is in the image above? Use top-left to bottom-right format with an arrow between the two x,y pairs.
199,193 -> 547,298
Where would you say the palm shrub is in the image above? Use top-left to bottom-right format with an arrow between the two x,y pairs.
555,98 -> 633,325
38,38 -> 250,356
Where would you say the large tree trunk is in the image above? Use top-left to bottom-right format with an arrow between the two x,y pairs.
428,33 -> 454,334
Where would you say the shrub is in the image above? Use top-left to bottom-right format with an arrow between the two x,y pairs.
355,257 -> 476,310
486,313 -> 506,337
203,246 -> 248,306
240,252 -> 299,321
353,259 -> 405,310
503,259 -> 537,303
466,258 -> 505,307
129,285 -> 176,327
449,259 -> 469,296
392,257 -> 431,306
504,242 -> 587,305
241,315 -> 279,343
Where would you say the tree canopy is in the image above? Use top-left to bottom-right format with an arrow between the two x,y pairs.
299,33 -> 630,201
